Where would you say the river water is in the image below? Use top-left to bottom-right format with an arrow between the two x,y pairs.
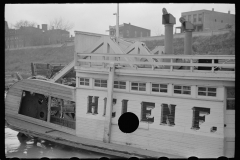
5,92 -> 116,159
5,127 -> 116,158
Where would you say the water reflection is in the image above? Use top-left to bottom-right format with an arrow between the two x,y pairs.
5,127 -> 115,158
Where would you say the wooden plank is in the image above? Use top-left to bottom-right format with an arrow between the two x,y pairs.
103,63 -> 115,143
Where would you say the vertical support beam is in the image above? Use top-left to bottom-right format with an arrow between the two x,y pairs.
211,59 -> 214,72
31,63 -> 35,76
47,96 -> 51,122
190,59 -> 193,72
170,58 -> 173,71
103,62 -> 115,143
74,51 -> 78,67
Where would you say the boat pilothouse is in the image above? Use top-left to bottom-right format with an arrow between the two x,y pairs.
5,8 -> 235,158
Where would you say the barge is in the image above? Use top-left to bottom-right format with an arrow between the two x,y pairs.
5,8 -> 235,158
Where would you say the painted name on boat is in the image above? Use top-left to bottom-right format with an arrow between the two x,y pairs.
86,96 -> 217,132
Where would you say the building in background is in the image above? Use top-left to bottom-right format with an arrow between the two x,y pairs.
176,8 -> 235,33
108,23 -> 151,38
5,22 -> 70,49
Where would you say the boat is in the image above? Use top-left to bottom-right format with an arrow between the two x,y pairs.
5,8 -> 235,158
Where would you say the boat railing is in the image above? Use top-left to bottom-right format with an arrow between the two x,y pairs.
76,53 -> 235,73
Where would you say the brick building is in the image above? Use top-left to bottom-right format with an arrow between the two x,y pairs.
5,21 -> 70,49
176,8 -> 235,33
108,23 -> 151,38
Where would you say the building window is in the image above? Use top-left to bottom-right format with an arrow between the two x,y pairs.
131,82 -> 146,91
198,14 -> 202,22
193,14 -> 197,23
79,78 -> 89,86
188,15 -> 191,22
114,81 -> 126,89
94,79 -> 107,88
226,87 -> 235,110
152,83 -> 168,93
174,85 -> 191,95
198,87 -> 216,97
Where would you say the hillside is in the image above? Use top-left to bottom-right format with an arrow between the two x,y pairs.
143,30 -> 235,55
5,45 -> 74,74
5,31 -> 235,74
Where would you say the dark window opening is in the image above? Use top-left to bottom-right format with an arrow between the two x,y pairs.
50,96 -> 76,129
19,91 -> 48,122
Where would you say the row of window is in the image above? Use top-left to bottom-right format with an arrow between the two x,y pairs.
184,14 -> 224,24
79,78 -> 217,97
183,13 -> 202,23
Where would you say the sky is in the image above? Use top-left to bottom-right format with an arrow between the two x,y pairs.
5,3 -> 235,36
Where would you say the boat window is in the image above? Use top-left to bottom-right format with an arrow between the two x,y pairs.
94,79 -> 107,88
152,83 -> 168,93
79,77 -> 89,86
173,85 -> 191,95
131,82 -> 146,91
114,81 -> 126,89
198,87 -> 217,97
226,87 -> 235,110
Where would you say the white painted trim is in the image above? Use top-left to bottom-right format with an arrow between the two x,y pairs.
146,82 -> 151,94
192,86 -> 197,98
130,81 -> 147,93
196,86 -> 219,100
78,77 -> 91,88
92,78 -> 108,90
150,82 -> 169,96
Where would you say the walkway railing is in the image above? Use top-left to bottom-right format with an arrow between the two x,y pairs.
76,53 -> 235,73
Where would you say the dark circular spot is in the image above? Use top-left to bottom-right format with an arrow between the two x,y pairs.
39,112 -> 45,118
118,112 -> 139,133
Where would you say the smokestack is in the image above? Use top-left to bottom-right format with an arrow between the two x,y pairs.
162,8 -> 176,69
162,8 -> 176,55
180,17 -> 194,69
179,17 -> 194,55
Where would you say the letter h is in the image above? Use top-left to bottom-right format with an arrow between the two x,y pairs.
87,96 -> 99,114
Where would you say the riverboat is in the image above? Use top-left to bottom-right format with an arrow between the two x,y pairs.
5,8 -> 235,158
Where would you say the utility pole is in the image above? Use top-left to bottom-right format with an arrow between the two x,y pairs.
116,3 -> 119,38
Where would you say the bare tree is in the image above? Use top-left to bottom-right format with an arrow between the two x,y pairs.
14,20 -> 37,29
49,17 -> 74,31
